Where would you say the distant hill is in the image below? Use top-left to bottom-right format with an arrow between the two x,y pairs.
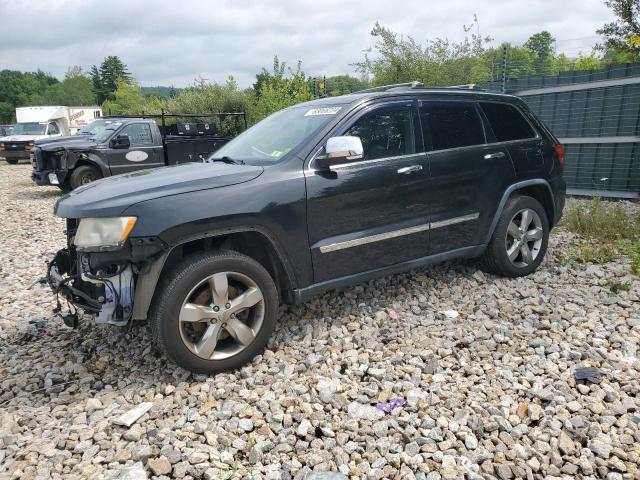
141,86 -> 181,98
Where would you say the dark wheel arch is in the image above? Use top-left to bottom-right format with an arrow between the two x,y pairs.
132,227 -> 298,321
484,179 -> 555,244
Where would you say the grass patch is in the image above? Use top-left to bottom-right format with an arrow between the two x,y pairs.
564,197 -> 640,242
561,198 -> 640,273
606,279 -> 631,295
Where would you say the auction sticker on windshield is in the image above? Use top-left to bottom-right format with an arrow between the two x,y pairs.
304,107 -> 341,116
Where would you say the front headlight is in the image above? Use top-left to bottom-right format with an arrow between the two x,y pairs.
74,217 -> 137,249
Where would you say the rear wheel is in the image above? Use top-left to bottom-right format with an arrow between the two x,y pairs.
150,251 -> 278,374
69,165 -> 101,189
5,158 -> 18,164
479,195 -> 549,277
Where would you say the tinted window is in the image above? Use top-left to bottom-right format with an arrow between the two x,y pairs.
120,123 -> 153,145
420,102 -> 485,151
480,102 -> 536,142
344,105 -> 414,160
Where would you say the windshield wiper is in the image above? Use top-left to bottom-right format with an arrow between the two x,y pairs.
209,156 -> 245,165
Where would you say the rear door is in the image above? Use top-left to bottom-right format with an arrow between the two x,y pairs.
108,122 -> 164,175
479,101 -> 543,175
305,99 -> 430,282
421,99 -> 512,254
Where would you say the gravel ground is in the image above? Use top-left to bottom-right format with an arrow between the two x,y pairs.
0,164 -> 639,480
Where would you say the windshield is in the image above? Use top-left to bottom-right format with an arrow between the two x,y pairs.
12,122 -> 46,135
77,119 -> 124,142
208,105 -> 343,164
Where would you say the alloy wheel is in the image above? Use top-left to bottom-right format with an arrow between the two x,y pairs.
178,271 -> 264,360
504,208 -> 544,268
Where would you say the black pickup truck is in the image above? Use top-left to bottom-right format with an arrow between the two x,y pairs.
31,113 -> 246,189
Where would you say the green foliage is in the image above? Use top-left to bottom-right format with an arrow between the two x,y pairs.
597,0 -> 640,62
28,66 -> 95,106
632,240 -> 640,274
324,75 -> 368,96
166,77 -> 254,135
253,57 -> 313,120
0,102 -> 13,124
562,198 -> 640,273
102,77 -> 163,115
0,69 -> 59,121
606,279 -> 631,294
353,19 -> 493,87
564,197 -> 640,242
91,56 -> 131,104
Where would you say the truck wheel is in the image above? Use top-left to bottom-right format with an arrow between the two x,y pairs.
69,165 -> 101,189
5,159 -> 18,164
150,251 -> 278,374
479,195 -> 549,277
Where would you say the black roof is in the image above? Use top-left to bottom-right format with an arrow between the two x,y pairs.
296,87 -> 521,109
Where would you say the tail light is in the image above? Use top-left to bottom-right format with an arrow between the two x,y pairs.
554,144 -> 565,167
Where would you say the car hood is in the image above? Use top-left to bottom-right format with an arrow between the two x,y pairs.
1,134 -> 47,142
36,135 -> 97,151
55,162 -> 264,218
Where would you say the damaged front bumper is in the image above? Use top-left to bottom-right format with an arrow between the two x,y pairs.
46,219 -> 168,327
47,248 -> 134,326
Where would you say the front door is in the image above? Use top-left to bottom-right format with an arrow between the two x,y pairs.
109,122 -> 164,175
420,99 -> 512,254
305,100 -> 431,283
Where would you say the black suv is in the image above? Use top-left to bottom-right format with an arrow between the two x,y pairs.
47,84 -> 566,373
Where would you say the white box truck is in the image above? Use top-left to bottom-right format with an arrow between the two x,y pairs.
0,106 -> 102,164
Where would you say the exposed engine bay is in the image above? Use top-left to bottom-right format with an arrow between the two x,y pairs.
48,248 -> 135,327
47,219 -> 165,328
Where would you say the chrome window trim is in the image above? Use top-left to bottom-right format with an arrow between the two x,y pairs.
319,212 -> 479,253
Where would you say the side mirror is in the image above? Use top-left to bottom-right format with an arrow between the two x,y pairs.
315,136 -> 364,170
111,134 -> 130,149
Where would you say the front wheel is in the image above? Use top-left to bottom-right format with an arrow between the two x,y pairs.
4,158 -> 19,164
479,195 -> 549,277
69,165 -> 101,189
150,251 -> 278,374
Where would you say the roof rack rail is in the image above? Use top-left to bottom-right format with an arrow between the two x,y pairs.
444,83 -> 477,89
356,81 -> 424,93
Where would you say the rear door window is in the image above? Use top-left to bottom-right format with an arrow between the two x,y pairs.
420,101 -> 485,151
479,102 -> 537,142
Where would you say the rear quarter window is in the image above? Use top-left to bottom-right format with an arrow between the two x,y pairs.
480,102 -> 537,142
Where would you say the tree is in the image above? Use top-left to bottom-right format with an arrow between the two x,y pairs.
524,31 -> 557,74
253,57 -> 314,120
324,75 -> 368,96
353,18 -> 493,87
91,56 -> 131,103
101,77 -> 153,115
597,0 -> 640,61
29,66 -> 96,106
167,77 -> 254,135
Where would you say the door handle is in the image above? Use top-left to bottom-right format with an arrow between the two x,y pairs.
397,165 -> 423,174
484,152 -> 505,160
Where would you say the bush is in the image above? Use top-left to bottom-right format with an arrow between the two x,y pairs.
564,197 -> 640,242
562,198 -> 640,274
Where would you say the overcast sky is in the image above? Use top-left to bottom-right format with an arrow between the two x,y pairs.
0,0 -> 614,88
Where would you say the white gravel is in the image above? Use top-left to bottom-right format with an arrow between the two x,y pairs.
1,164 -> 639,479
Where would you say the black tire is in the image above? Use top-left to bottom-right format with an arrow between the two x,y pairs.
150,250 -> 278,374
5,158 -> 18,164
69,165 -> 101,189
479,195 -> 549,277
